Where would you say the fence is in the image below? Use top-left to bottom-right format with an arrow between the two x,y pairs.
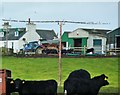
68,46 -> 87,55
63,46 -> 120,56
107,48 -> 120,55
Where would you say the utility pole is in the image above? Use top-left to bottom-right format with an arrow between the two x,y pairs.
58,21 -> 62,87
2,22 -> 11,55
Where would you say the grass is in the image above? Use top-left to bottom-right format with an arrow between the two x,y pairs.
1,56 -> 119,93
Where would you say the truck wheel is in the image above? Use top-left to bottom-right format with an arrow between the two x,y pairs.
36,48 -> 43,54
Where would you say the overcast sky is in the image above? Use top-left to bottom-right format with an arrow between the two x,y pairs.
0,2 -> 119,34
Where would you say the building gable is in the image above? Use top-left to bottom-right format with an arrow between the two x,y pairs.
68,28 -> 89,38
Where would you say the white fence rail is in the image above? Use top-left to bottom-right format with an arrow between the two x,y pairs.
107,48 -> 120,55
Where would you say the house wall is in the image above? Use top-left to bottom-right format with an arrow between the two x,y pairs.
0,41 -> 4,47
0,40 -> 19,53
81,38 -> 87,47
18,23 -> 41,51
69,29 -> 89,38
88,34 -> 106,54
68,29 -> 88,48
22,23 -> 40,42
62,32 -> 74,47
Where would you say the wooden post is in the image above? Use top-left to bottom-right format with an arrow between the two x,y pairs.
58,21 -> 62,87
84,45 -> 86,55
2,22 -> 11,55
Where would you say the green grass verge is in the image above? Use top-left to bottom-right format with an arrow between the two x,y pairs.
1,56 -> 119,93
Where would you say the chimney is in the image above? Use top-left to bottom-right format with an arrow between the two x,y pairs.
26,18 -> 36,32
28,18 -> 31,24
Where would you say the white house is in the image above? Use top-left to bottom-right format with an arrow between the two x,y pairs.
0,22 -> 57,53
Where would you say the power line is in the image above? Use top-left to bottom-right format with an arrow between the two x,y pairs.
2,18 -> 110,25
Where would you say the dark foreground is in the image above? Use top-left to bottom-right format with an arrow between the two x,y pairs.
11,93 -> 119,95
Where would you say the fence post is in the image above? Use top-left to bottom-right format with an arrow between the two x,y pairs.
84,45 -> 86,55
105,45 -> 107,56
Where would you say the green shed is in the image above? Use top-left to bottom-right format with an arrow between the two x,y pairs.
107,27 -> 120,48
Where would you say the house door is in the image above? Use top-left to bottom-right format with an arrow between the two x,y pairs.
74,38 -> 82,47
12,42 -> 14,49
116,36 -> 120,48
93,39 -> 102,54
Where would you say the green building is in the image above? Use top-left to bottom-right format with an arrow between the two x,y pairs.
62,28 -> 110,54
107,27 -> 120,49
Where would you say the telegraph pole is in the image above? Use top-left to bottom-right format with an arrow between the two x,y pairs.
58,21 -> 62,87
2,22 -> 11,55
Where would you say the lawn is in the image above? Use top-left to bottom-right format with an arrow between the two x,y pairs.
1,56 -> 119,93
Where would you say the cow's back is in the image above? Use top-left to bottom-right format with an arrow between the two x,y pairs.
21,80 -> 57,95
46,80 -> 57,95
67,69 -> 91,79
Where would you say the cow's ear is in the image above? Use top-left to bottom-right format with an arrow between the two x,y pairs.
10,80 -> 14,84
22,80 -> 25,84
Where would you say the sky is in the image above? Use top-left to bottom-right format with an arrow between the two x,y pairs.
0,2 -> 119,34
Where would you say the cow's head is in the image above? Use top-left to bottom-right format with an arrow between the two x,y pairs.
100,74 -> 109,86
14,78 -> 25,92
6,78 -> 15,92
93,74 -> 109,86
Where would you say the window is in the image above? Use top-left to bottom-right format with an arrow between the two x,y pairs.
116,36 -> 120,48
0,32 -> 4,37
93,39 -> 102,46
15,31 -> 19,36
4,42 -> 7,47
12,42 -> 14,49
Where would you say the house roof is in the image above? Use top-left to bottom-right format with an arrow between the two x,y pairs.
81,28 -> 110,35
107,27 -> 120,35
36,29 -> 57,40
41,39 -> 59,44
72,28 -> 111,37
0,28 -> 26,41
63,28 -> 110,38
0,28 -> 57,41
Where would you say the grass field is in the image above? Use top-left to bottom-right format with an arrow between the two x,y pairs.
1,56 -> 119,93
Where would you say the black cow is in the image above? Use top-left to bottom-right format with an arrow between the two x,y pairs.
14,78 -> 57,95
67,69 -> 91,80
86,48 -> 94,54
6,78 -> 15,95
64,74 -> 109,95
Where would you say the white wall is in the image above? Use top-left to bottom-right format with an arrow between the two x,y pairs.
0,40 -> 19,53
69,29 -> 89,38
87,34 -> 106,54
0,41 -> 4,47
21,23 -> 40,43
18,23 -> 41,51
